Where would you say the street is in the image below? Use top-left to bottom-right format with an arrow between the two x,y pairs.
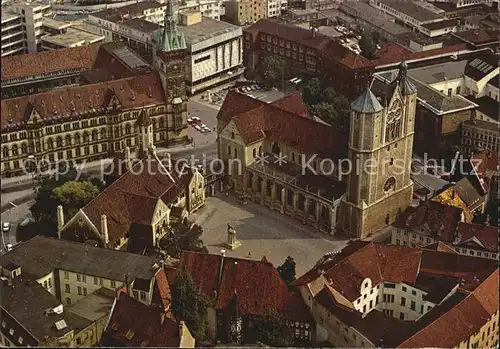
0,199 -> 34,252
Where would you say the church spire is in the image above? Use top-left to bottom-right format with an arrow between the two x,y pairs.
160,0 -> 186,52
394,61 -> 417,96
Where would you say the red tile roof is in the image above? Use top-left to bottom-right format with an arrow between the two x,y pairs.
393,200 -> 463,242
423,241 -> 458,254
153,270 -> 172,310
80,154 -> 190,242
298,243 -> 499,347
1,72 -> 165,130
1,43 -> 102,81
179,251 -> 312,322
455,222 -> 499,252
270,91 -> 311,118
453,29 -> 499,45
103,292 -> 183,347
471,150 -> 499,177
397,269 -> 499,348
218,90 -> 347,158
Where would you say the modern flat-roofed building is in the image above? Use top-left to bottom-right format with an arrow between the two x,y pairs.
41,27 -> 105,50
154,12 -> 243,94
1,0 -> 52,57
224,0 -> 268,26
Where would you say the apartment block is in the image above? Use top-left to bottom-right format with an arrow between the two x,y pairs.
1,0 -> 52,57
225,0 -> 268,26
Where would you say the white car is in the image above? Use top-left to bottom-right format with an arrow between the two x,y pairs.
2,222 -> 10,233
356,35 -> 361,40
194,125 -> 201,131
187,117 -> 193,123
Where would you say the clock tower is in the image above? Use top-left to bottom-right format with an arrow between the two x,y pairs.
339,61 -> 417,239
153,0 -> 189,146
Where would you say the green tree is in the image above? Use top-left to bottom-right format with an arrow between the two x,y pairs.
254,309 -> 292,347
171,271 -> 209,341
359,30 -> 376,60
302,77 -> 323,105
160,221 -> 206,258
277,256 -> 296,286
52,181 -> 100,218
259,55 -> 285,87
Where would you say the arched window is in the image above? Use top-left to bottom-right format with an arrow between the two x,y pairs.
100,129 -> 106,139
83,132 -> 89,143
227,145 -> 231,155
56,137 -> 63,147
65,135 -> 72,146
252,148 -> 256,158
383,177 -> 396,193
92,130 -> 98,141
74,133 -> 81,144
3,147 -> 9,158
47,139 -> 53,149
159,118 -> 165,128
125,124 -> 131,135
271,142 -> 280,155
258,146 -> 262,155
12,144 -> 18,156
234,148 -> 238,158
21,143 -> 27,154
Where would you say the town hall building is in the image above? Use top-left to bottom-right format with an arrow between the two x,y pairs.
217,62 -> 417,239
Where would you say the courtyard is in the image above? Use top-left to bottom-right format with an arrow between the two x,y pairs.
191,195 -> 348,276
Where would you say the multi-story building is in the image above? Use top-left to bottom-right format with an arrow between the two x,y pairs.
1,0 -> 52,57
101,293 -> 196,347
58,149 -> 205,252
267,0 -> 287,17
462,119 -> 499,153
294,241 -> 499,348
179,250 -> 314,345
0,236 -> 172,346
243,19 -> 374,98
179,0 -> 223,20
391,199 -> 498,260
224,0 -> 268,26
153,11 -> 243,94
85,6 -> 243,95
1,9 -> 191,178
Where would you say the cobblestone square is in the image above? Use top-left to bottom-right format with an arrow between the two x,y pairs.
191,195 -> 348,276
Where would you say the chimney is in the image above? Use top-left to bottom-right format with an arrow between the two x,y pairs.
125,274 -> 131,297
124,146 -> 131,170
216,250 -> 226,297
57,205 -> 64,238
101,214 -> 109,247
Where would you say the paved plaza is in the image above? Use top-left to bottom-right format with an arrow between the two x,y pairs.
191,195 -> 348,276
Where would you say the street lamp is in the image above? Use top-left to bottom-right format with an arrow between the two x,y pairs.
27,155 -> 37,193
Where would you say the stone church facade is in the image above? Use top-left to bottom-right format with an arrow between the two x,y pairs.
217,62 -> 417,239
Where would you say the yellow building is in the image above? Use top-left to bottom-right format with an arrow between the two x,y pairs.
293,241 -> 499,348
1,17 -> 189,178
225,0 -> 268,26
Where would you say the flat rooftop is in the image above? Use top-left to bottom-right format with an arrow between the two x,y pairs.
41,28 -> 104,47
341,1 -> 410,36
1,9 -> 21,21
92,0 -> 164,21
123,17 -> 160,33
68,288 -> 115,322
180,16 -> 241,45
42,17 -> 72,30
378,0 -> 444,22
463,119 -> 500,132
408,60 -> 468,84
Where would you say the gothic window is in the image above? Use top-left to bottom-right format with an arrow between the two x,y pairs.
91,130 -> 98,141
383,177 -> 396,193
47,139 -> 53,149
83,132 -> 89,143
385,100 -> 403,143
271,141 -> 280,155
12,144 -> 18,156
252,148 -> 256,158
74,133 -> 81,145
100,129 -> 107,139
65,135 -> 72,146
56,137 -> 63,147
125,124 -> 131,135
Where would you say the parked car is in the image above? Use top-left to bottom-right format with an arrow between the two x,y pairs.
2,222 -> 10,233
194,125 -> 202,131
187,117 -> 194,123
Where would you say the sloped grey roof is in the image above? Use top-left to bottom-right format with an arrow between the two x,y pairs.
351,87 -> 384,113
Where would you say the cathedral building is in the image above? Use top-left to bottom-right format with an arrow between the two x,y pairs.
217,62 -> 417,239
0,0 -> 189,178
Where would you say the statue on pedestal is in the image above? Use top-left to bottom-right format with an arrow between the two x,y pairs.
224,224 -> 241,250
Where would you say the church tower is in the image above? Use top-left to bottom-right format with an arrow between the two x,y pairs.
340,61 -> 417,239
152,0 -> 189,146
136,109 -> 154,159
